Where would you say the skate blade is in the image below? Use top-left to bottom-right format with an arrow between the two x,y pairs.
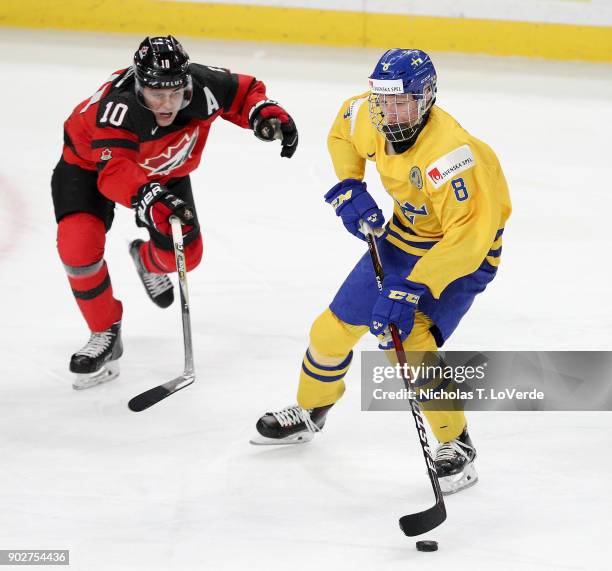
439,462 -> 478,495
73,360 -> 120,390
249,431 -> 315,446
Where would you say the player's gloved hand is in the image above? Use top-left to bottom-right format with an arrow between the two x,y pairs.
132,182 -> 195,236
324,179 -> 385,240
249,100 -> 298,158
370,277 -> 428,349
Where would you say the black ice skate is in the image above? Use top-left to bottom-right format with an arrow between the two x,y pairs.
250,404 -> 333,445
435,427 -> 478,495
129,239 -> 174,308
70,321 -> 123,390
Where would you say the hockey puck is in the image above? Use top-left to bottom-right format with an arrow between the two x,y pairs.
415,540 -> 438,552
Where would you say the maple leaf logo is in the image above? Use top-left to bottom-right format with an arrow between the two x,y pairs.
140,127 -> 199,176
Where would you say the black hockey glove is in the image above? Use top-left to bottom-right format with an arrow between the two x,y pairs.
132,182 -> 194,236
249,100 -> 298,158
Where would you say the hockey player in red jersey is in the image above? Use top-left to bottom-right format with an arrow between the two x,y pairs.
52,35 -> 298,389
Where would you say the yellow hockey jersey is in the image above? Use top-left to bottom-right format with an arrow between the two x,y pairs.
328,92 -> 512,299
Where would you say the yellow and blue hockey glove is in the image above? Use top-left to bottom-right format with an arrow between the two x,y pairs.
324,179 -> 385,240
370,277 -> 428,349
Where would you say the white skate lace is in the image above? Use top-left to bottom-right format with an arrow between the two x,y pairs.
436,438 -> 473,462
272,405 -> 321,433
133,243 -> 172,297
76,330 -> 114,358
142,270 -> 172,297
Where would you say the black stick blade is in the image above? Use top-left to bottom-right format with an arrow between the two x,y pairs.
128,386 -> 175,412
399,502 -> 447,537
128,375 -> 194,412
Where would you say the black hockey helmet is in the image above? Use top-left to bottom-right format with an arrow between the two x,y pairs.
133,35 -> 193,110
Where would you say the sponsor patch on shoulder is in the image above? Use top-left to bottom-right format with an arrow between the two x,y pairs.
425,145 -> 476,189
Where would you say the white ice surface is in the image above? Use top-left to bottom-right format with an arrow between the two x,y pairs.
0,30 -> 611,570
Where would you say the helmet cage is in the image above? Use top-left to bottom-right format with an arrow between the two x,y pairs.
368,78 -> 436,143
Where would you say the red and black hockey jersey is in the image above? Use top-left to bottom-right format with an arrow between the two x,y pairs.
62,64 -> 269,207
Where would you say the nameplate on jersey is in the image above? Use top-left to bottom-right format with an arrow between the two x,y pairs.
426,145 -> 476,189
369,78 -> 404,94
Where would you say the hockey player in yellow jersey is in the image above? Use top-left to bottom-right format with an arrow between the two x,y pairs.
251,49 -> 511,494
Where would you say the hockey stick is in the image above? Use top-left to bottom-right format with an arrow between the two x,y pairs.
361,221 -> 447,537
128,216 -> 196,412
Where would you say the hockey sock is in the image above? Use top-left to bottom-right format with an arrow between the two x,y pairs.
57,213 -> 123,332
422,410 -> 467,443
385,310 -> 466,442
67,261 -> 123,332
297,349 -> 353,409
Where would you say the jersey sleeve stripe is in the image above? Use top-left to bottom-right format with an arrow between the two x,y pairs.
63,129 -> 85,161
385,234 -> 431,257
391,213 -> 418,235
349,97 -> 367,135
93,126 -> 139,142
224,72 -> 241,112
92,139 -> 139,150
390,216 -> 441,244
386,227 -> 438,250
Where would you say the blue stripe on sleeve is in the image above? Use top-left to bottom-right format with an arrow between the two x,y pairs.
391,214 -> 418,235
386,227 -> 437,250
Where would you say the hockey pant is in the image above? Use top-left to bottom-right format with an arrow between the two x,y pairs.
296,307 -> 466,443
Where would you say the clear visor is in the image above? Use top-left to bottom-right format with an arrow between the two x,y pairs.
368,83 -> 435,143
135,75 -> 193,112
